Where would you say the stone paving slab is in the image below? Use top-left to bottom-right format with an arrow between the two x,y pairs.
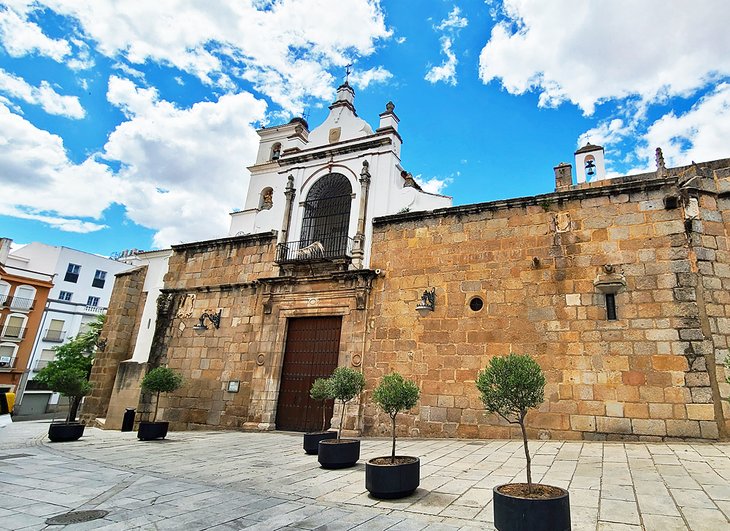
0,421 -> 729,530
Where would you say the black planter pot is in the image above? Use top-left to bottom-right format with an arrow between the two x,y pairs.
303,431 -> 337,454
48,422 -> 85,442
137,421 -> 169,441
318,439 -> 360,469
493,484 -> 571,531
365,456 -> 420,499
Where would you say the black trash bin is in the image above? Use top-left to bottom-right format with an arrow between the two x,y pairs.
121,408 -> 136,432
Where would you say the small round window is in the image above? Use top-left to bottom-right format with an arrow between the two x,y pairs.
469,297 -> 484,312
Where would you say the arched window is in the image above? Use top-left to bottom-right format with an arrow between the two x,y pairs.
2,313 -> 28,340
299,173 -> 352,257
11,284 -> 35,311
0,342 -> 18,368
271,143 -> 281,161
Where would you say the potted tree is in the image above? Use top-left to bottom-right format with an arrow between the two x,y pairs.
35,316 -> 103,442
365,372 -> 420,499
318,366 -> 365,469
476,353 -> 570,531
303,377 -> 336,454
138,366 -> 183,441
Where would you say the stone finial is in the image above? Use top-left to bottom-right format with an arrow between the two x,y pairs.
385,101 -> 395,113
656,147 -> 667,176
360,160 -> 371,183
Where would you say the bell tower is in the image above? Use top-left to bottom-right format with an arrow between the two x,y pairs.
574,143 -> 606,183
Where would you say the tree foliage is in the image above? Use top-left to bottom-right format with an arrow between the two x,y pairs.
329,367 -> 365,404
34,314 -> 105,423
475,354 -> 545,493
329,367 -> 365,439
372,372 -> 420,461
141,367 -> 184,394
310,377 -> 333,402
475,353 -> 545,423
310,377 -> 334,432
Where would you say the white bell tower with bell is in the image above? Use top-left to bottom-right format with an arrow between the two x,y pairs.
574,143 -> 606,183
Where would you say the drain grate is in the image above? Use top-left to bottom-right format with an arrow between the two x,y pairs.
46,510 -> 109,525
0,453 -> 33,460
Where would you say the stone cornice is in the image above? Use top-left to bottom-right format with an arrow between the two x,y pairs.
277,136 -> 393,165
374,175 -> 679,227
171,231 -> 277,252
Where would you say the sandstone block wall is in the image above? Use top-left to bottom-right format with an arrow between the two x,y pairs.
365,163 -> 730,441
151,233 -> 278,430
82,266 -> 146,424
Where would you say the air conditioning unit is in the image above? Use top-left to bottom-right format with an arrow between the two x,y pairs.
0,356 -> 11,367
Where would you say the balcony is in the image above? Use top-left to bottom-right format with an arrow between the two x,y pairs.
1,326 -> 26,340
84,305 -> 107,315
0,295 -> 35,311
43,329 -> 67,342
276,236 -> 354,264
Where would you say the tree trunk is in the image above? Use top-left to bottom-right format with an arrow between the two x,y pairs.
391,414 -> 397,463
338,399 -> 347,439
67,396 -> 80,423
321,400 -> 327,432
154,391 -> 160,422
519,415 -> 532,494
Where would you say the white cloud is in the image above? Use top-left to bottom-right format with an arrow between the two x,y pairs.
350,66 -> 392,89
0,69 -> 85,118
436,6 -> 468,31
479,0 -> 730,115
23,0 -> 391,113
0,5 -> 71,61
0,102 -> 118,227
577,119 -> 630,150
419,175 -> 454,195
425,6 -> 468,86
643,84 -> 730,169
425,37 -> 458,86
102,77 -> 268,247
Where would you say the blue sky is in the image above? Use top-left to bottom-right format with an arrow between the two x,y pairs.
1,1 -> 729,256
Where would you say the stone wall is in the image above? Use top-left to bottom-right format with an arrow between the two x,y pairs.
364,163 -> 730,441
82,265 -> 146,425
151,233 -> 278,430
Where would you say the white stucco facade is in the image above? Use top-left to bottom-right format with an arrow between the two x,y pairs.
229,84 -> 451,267
125,250 -> 172,363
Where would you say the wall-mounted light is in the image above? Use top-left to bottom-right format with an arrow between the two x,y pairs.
193,309 -> 222,331
416,288 -> 435,317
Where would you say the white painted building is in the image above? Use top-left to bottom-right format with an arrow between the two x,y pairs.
123,249 -> 172,363
7,243 -> 133,414
229,83 -> 451,267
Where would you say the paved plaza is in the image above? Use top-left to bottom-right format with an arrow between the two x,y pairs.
1,421 -> 729,530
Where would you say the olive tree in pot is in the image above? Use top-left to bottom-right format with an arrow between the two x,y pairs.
303,377 -> 336,454
365,372 -> 420,499
35,317 -> 102,442
138,367 -> 183,441
476,353 -> 570,531
318,367 -> 365,469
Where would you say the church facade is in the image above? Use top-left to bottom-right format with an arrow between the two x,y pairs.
83,85 -> 730,441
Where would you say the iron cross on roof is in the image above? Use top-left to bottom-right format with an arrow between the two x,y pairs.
345,63 -> 352,84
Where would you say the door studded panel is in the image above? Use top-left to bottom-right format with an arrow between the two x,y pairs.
275,316 -> 342,432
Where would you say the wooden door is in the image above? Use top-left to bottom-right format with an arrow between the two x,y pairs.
275,316 -> 341,432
